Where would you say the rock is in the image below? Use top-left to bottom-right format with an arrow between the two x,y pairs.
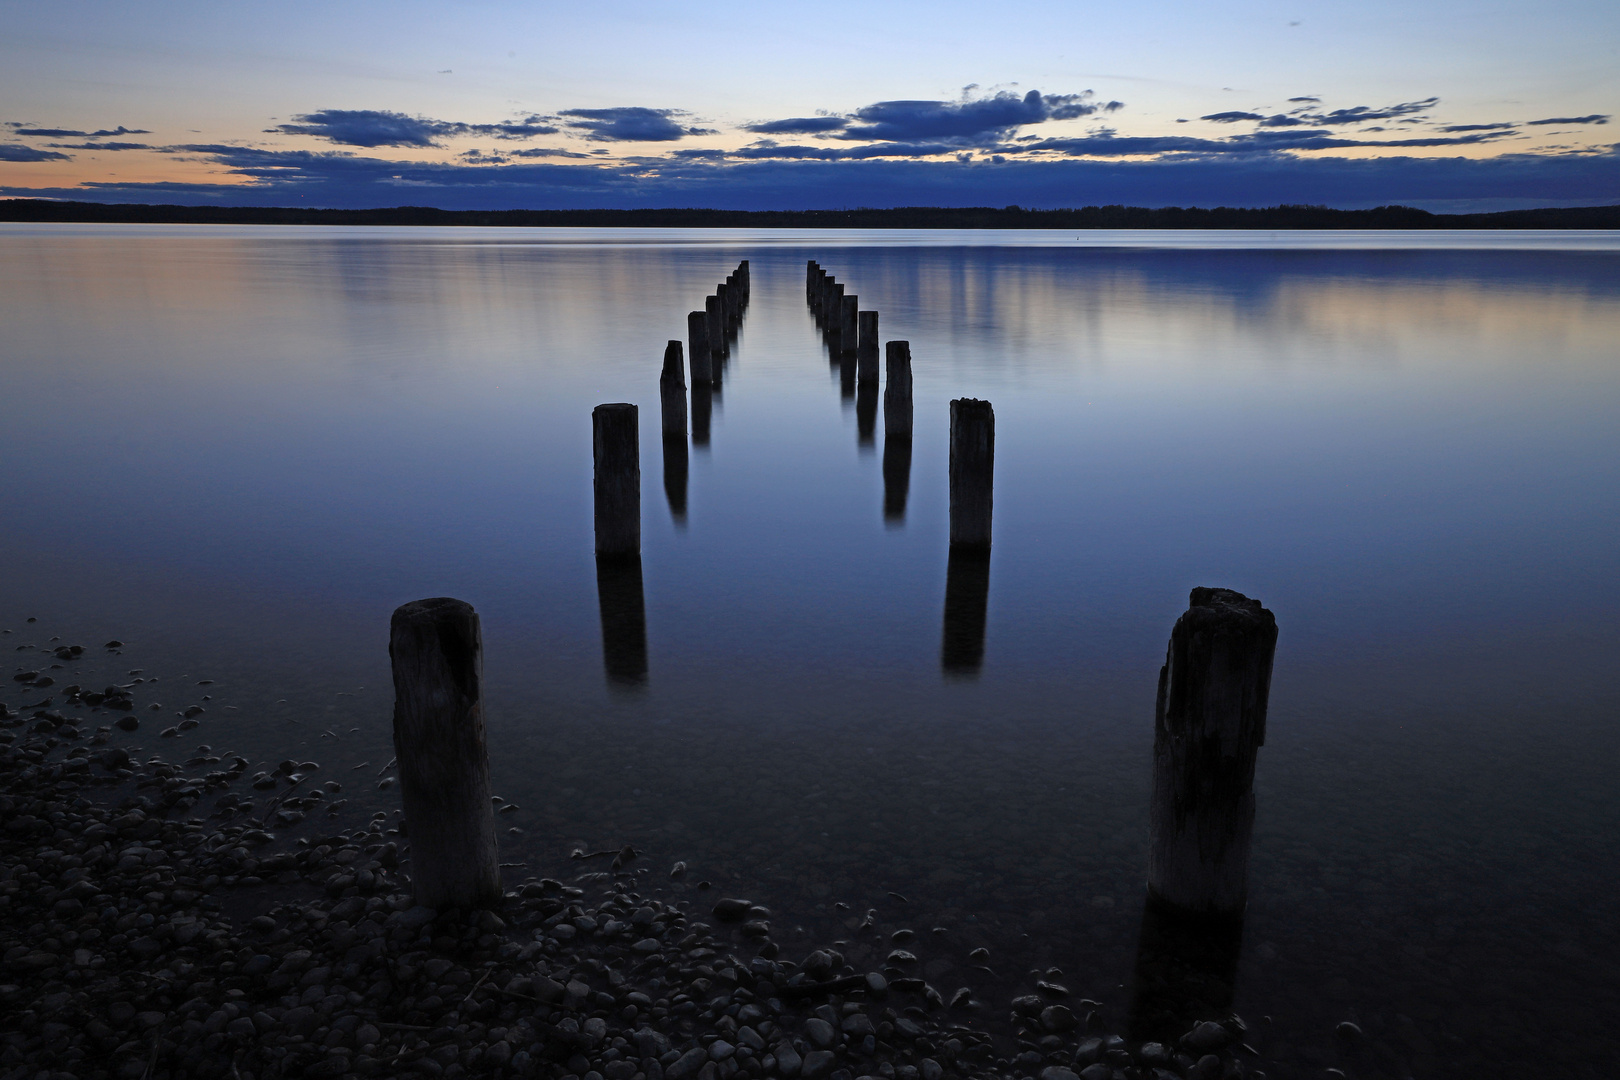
804,1018 -> 837,1048
1335,1021 -> 1363,1039
774,1044 -> 802,1077
115,716 -> 139,732
1078,1067 -> 1111,1080
1184,1021 -> 1233,1051
709,1041 -> 735,1061
1039,1069 -> 1080,1080
800,1051 -> 836,1078
918,1059 -> 942,1080
1040,1005 -> 1076,1032
667,1047 -> 709,1080
712,898 -> 752,922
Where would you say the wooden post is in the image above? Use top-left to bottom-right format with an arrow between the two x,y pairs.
389,597 -> 501,910
1126,892 -> 1244,1043
687,311 -> 713,384
660,340 -> 686,439
857,310 -> 879,383
596,556 -> 649,686
884,341 -> 913,438
1147,587 -> 1278,916
839,295 -> 859,357
705,295 -> 724,363
949,398 -> 994,549
941,549 -> 990,674
593,403 -> 640,557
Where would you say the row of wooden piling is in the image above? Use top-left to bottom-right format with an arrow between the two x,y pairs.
680,261 -> 751,389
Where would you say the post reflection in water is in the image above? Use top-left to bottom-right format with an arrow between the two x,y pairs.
940,547 -> 990,674
690,383 -> 712,447
1126,895 -> 1244,1044
662,435 -> 688,524
594,554 -> 648,687
882,436 -> 911,523
839,354 -> 856,400
855,381 -> 878,448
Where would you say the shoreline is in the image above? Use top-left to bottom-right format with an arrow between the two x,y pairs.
2,637 -> 1261,1080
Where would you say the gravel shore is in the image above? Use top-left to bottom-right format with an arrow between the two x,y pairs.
2,648 -> 1265,1080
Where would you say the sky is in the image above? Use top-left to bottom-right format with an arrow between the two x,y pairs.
1,0 -> 1617,212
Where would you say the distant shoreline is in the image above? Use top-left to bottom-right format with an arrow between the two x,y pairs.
2,198 -> 1618,230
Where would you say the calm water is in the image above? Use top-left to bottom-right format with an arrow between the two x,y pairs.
3,225 -> 1619,1078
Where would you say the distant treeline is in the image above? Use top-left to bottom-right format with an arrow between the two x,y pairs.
2,198 -> 1618,230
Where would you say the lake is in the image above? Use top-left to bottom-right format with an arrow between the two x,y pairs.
2,224 -> 1618,1079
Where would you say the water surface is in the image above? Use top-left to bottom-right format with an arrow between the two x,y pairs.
3,225 -> 1618,1079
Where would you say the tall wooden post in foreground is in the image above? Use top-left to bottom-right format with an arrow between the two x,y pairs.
948,398 -> 994,549
839,295 -> 859,357
593,403 -> 640,557
1147,587 -> 1277,915
389,598 -> 500,910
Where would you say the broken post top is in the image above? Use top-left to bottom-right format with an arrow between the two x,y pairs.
1161,586 -> 1277,747
662,340 -> 684,379
389,597 -> 481,702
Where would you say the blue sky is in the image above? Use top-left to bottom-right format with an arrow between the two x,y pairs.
2,0 -> 1617,211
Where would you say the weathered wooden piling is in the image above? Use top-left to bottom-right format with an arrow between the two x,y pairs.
857,311 -> 880,383
941,548 -> 990,674
687,311 -> 713,384
884,341 -> 913,438
705,295 -> 724,363
593,403 -> 640,557
948,398 -> 994,549
595,555 -> 649,686
388,597 -> 501,910
839,295 -> 859,356
659,340 -> 687,439
1147,587 -> 1278,916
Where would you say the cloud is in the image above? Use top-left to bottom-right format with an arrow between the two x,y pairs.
10,124 -> 150,138
559,107 -> 712,142
1438,123 -> 1516,133
1009,126 -> 1517,158
839,89 -> 1121,144
275,109 -> 460,147
1527,114 -> 1610,126
6,147 -> 1619,215
274,109 -> 560,147
700,140 -> 967,161
0,144 -> 71,161
1287,96 -> 1322,104
742,116 -> 850,135
46,141 -> 152,151
1201,112 -> 1267,123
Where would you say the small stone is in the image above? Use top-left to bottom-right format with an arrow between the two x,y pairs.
708,1041 -> 735,1061
800,1051 -> 835,1079
712,898 -> 752,922
1184,1021 -> 1233,1051
1078,1066 -> 1110,1080
1335,1021 -> 1363,1039
918,1060 -> 942,1080
804,1018 -> 836,1048
1039,1069 -> 1080,1080
1040,1005 -> 1076,1032
115,716 -> 139,732
666,1047 -> 708,1080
